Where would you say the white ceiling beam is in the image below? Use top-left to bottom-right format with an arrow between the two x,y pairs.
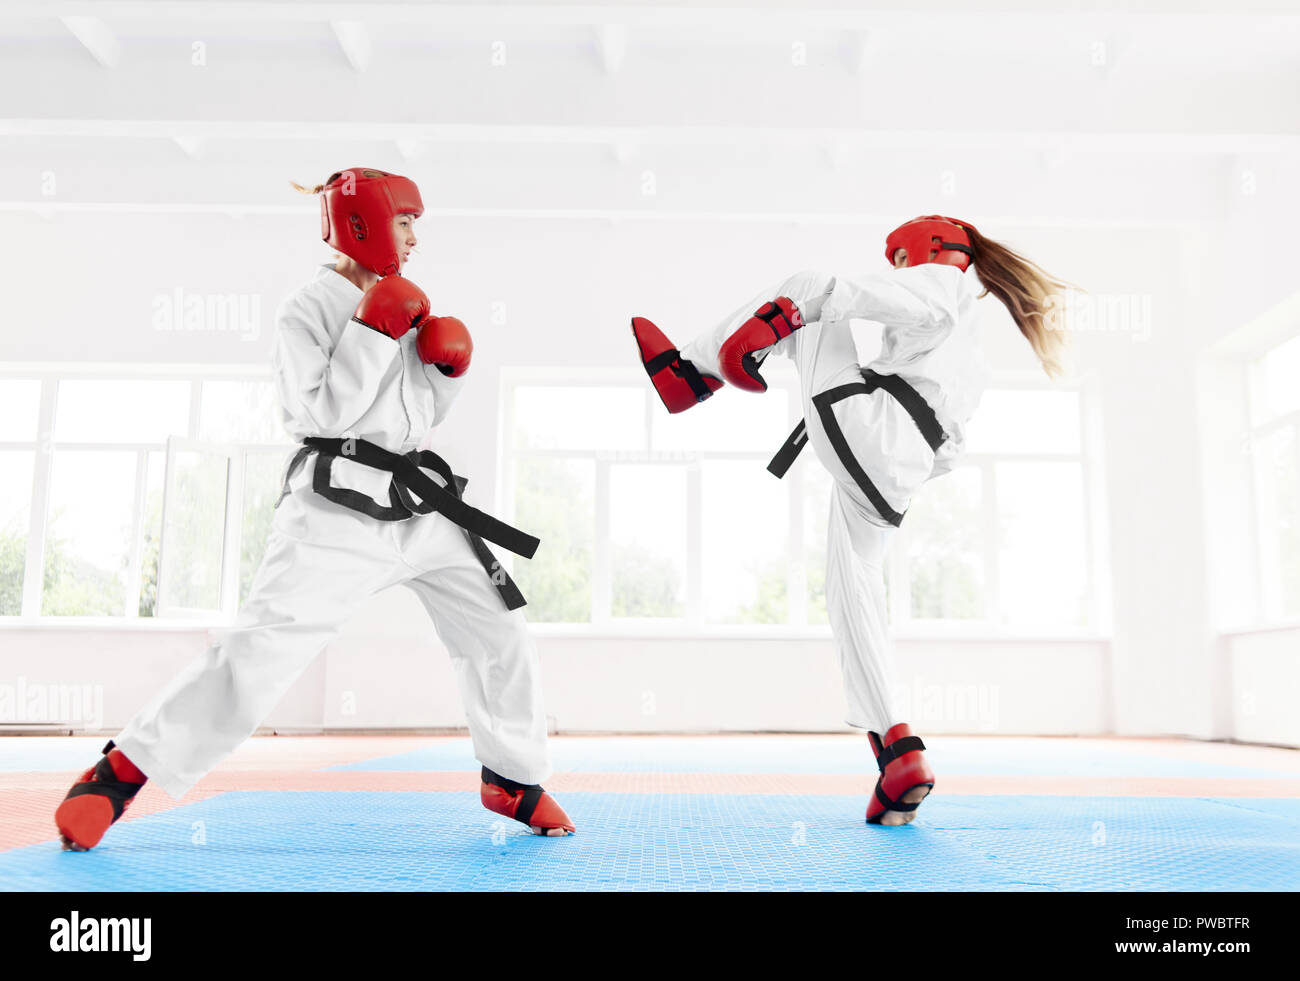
2,119 -> 1296,156
1084,32 -> 1125,79
330,19 -> 372,72
610,139 -> 639,165
172,135 -> 206,158
0,200 -> 1205,232
596,24 -> 627,75
394,138 -> 426,161
12,3 -> 1297,30
846,30 -> 877,75
1039,135 -> 1071,171
59,15 -> 121,68
823,138 -> 853,172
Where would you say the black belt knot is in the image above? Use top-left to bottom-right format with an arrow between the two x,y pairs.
277,436 -> 537,611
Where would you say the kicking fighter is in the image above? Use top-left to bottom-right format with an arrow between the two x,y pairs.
631,216 -> 1069,825
55,168 -> 574,849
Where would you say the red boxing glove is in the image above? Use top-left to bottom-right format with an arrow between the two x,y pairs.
416,315 -> 473,376
717,296 -> 804,392
352,276 -> 430,341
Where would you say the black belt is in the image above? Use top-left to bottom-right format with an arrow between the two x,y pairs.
277,437 -> 538,611
767,369 -> 946,528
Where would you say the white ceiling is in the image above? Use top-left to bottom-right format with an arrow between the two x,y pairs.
0,0 -> 1296,231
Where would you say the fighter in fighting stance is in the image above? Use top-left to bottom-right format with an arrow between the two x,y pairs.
632,216 -> 1069,825
56,168 -> 575,849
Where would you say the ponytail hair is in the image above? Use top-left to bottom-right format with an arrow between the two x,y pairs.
290,175 -> 343,262
960,223 -> 1072,379
289,177 -> 329,196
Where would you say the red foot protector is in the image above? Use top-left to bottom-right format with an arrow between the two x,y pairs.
480,766 -> 575,836
631,316 -> 723,413
717,296 -> 804,392
865,723 -> 935,826
54,741 -> 147,850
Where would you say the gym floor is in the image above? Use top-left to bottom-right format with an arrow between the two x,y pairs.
1,734 -> 1297,891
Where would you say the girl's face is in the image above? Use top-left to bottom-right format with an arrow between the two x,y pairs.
394,214 -> 418,267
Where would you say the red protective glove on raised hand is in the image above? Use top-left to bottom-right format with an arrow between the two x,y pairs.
415,315 -> 473,376
717,296 -> 805,392
351,276 -> 430,341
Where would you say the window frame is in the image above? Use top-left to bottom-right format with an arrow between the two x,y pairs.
0,365 -> 290,621
500,365 -> 1101,636
0,362 -> 1101,631
499,366 -> 807,628
1244,345 -> 1300,622
890,377 -> 1098,630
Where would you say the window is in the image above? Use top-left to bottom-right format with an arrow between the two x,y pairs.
504,377 -> 798,625
1248,335 -> 1300,620
895,388 -> 1091,627
0,380 -> 42,615
503,376 -> 1096,630
0,457 -> 35,615
0,372 -> 290,618
38,380 -> 189,617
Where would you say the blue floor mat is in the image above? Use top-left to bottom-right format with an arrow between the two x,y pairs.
4,791 -> 1297,892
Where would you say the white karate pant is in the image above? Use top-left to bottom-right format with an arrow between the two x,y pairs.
688,271 -> 911,735
114,485 -> 552,800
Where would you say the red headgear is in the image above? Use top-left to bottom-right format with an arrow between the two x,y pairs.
320,168 -> 424,277
884,215 -> 976,271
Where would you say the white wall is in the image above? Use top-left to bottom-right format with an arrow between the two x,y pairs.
1222,626 -> 1300,747
0,611 -> 1112,737
0,185 -> 1284,744
3,1 -> 1298,745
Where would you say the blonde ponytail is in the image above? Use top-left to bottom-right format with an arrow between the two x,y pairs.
960,223 -> 1073,378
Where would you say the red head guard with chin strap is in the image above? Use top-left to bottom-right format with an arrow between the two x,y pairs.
884,215 -> 976,271
320,167 -> 424,277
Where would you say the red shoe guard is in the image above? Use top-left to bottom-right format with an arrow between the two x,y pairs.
54,741 -> 147,850
865,724 -> 935,826
480,766 -> 575,836
631,316 -> 723,413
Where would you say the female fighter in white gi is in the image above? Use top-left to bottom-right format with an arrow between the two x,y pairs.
631,216 -> 1068,825
55,168 -> 574,849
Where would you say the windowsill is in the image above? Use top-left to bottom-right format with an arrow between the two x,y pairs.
0,616 -> 1111,643
1218,618 -> 1300,638
0,617 -> 221,631
527,622 -> 1109,643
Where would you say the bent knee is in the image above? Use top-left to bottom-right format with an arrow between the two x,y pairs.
782,269 -> 836,299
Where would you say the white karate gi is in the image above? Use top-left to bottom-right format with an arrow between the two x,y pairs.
681,263 -> 988,733
115,265 -> 553,798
